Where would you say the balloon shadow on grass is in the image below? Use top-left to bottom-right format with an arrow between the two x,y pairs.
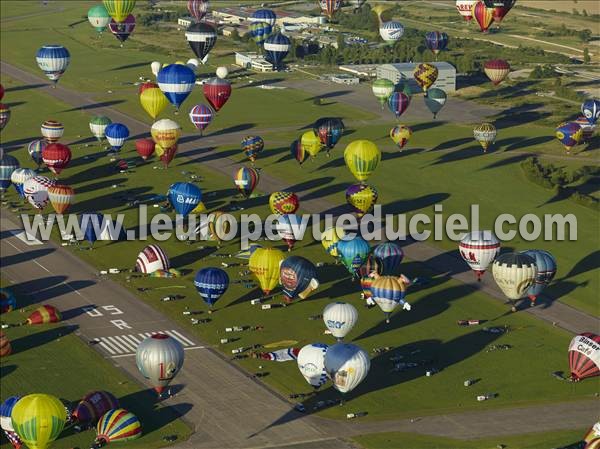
480,154 -> 529,170
429,145 -> 484,165
429,137 -> 472,152
0,365 -> 17,379
10,325 -> 77,353
384,193 -> 450,215
207,123 -> 256,137
170,247 -> 217,270
110,61 -> 153,71
61,100 -> 125,112
5,83 -> 46,92
284,177 -> 335,194
505,135 -> 554,152
70,187 -> 153,214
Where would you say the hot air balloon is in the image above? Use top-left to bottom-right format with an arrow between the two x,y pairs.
568,333 -> 600,382
425,31 -> 449,57
167,182 -> 202,217
459,231 -> 500,281
187,0 -> 209,22
280,256 -> 319,301
473,122 -> 497,152
11,168 -> 36,200
276,214 -> 302,251
321,226 -> 345,259
207,211 -> 230,245
41,120 -> 64,143
42,143 -> 71,176
194,267 -> 229,307
264,32 -> 291,70
135,244 -> 169,274
297,343 -> 328,388
140,86 -> 168,120
11,394 -> 67,449
47,184 -> 74,214
157,64 -> 196,111
136,333 -> 184,394
103,0 -> 136,23
414,63 -> 438,93
154,143 -> 177,168
269,191 -> 299,216
23,175 -> 55,211
94,409 -> 141,447
372,78 -> 395,109
574,116 -> 595,144
371,275 -> 410,322
521,250 -> 557,306
28,139 -> 46,167
234,167 -> 259,197
216,66 -> 228,79
36,45 -> 70,85
472,1 -> 494,32
424,88 -> 447,119
323,302 -> 358,340
90,115 -> 112,141
290,138 -> 308,165
79,212 -> 110,246
373,242 -> 404,275
133,138 -> 154,161
203,77 -> 231,112
26,305 -> 62,325
251,8 -> 276,26
337,235 -> 371,276
108,14 -> 135,45
319,0 -> 341,20
185,22 -> 217,61
484,59 -> 510,85
189,104 -> 213,134
73,391 -> 119,425
249,247 -> 286,295
313,117 -> 345,153
379,21 -> 404,44
150,61 -> 162,78
484,0 -> 516,26
1,396 -> 22,448
0,332 -> 11,358
151,119 -> 180,149
492,252 -> 537,308
555,122 -> 583,153
0,154 -> 19,192
0,104 -> 10,132
344,140 -> 381,183
581,99 -> 600,125
104,123 -> 129,152
324,342 -> 370,394
250,22 -> 273,45
388,92 -> 410,119
241,135 -> 264,164
300,130 -> 322,159
88,4 -> 111,33
456,0 -> 477,21
0,288 -> 17,313
138,81 -> 157,96
346,183 -> 378,217
390,124 -> 412,150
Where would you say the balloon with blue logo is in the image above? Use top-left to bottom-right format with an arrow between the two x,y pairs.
279,256 -> 319,302
105,123 -> 129,152
194,267 -> 229,307
167,182 -> 202,216
337,235 -> 371,277
79,212 -> 105,246
264,32 -> 291,70
157,64 -> 196,110
297,343 -> 328,388
0,153 -> 19,192
521,249 -> 557,307
581,99 -> 600,125
373,242 -> 404,275
10,168 -> 36,199
36,45 -> 70,85
323,302 -> 358,340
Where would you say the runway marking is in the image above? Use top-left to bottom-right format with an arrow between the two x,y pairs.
93,330 -> 200,356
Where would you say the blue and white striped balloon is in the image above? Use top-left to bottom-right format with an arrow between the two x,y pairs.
581,99 -> 600,125
104,123 -> 129,152
194,267 -> 229,307
263,32 -> 291,69
521,249 -> 557,305
250,9 -> 276,26
35,45 -> 70,84
157,64 -> 196,110
379,21 -> 404,43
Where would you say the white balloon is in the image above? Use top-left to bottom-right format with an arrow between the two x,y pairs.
216,66 -> 229,79
186,58 -> 199,73
297,343 -> 328,388
324,343 -> 370,394
135,333 -> 184,394
459,230 -> 501,280
151,61 -> 162,77
379,21 -> 404,43
323,302 -> 358,340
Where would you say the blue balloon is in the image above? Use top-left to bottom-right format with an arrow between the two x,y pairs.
35,44 -> 70,83
0,153 -> 19,190
425,31 -> 449,55
581,99 -> 600,125
522,250 -> 557,304
104,123 -> 129,152
167,182 -> 202,216
337,235 -> 371,276
194,267 -> 229,307
157,64 -> 196,110
280,256 -> 318,301
373,242 -> 404,275
78,212 -> 104,245
250,9 -> 277,26
263,32 -> 291,69
249,22 -> 272,44
0,395 -> 20,425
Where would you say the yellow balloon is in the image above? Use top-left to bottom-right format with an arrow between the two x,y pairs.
249,247 -> 285,295
140,88 -> 168,120
103,0 -> 136,23
151,119 -> 181,148
344,140 -> 381,183
11,394 -> 67,449
321,226 -> 345,258
191,201 -> 206,213
300,131 -> 322,158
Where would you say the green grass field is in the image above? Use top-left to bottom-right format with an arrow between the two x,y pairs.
0,281 -> 191,449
